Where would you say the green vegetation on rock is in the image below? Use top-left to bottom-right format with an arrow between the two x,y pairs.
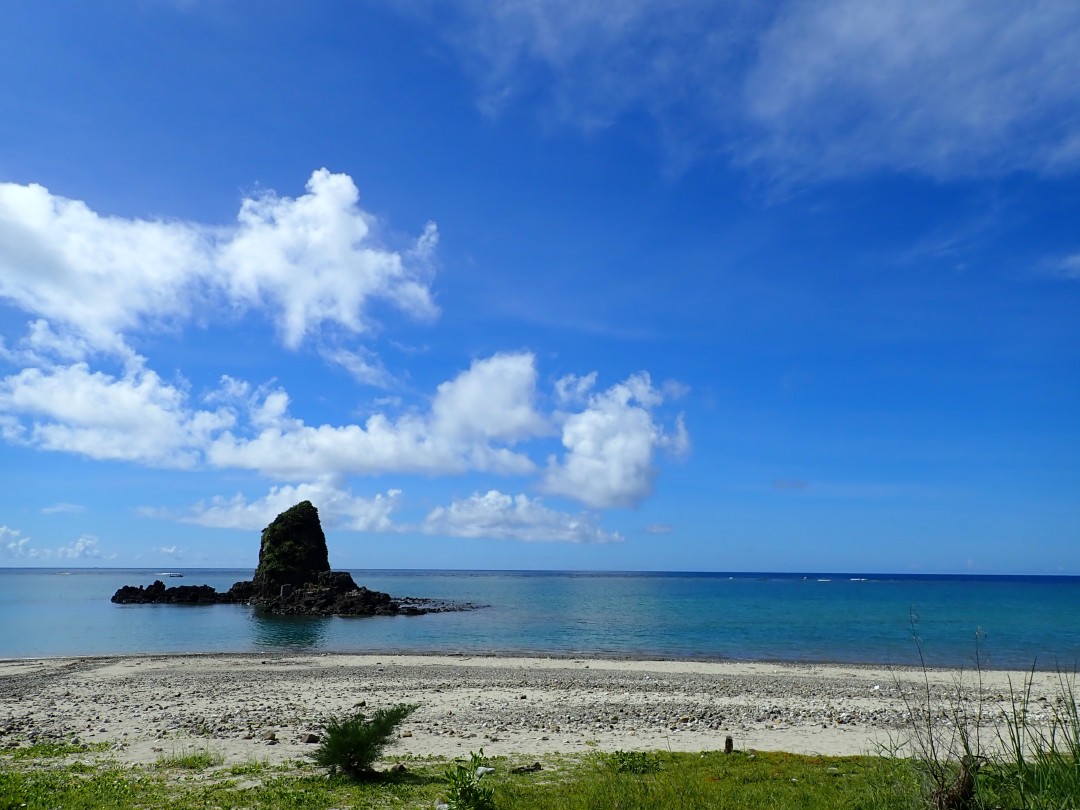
251,500 -> 330,595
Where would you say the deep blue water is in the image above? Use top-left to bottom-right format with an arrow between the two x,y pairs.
1,569 -> 1078,670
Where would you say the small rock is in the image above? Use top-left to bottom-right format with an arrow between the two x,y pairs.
389,763 -> 407,773
511,762 -> 542,773
400,730 -> 412,738
261,730 -> 277,741
302,733 -> 320,744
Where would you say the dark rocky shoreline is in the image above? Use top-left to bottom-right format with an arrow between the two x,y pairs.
111,500 -> 482,617
110,573 -> 482,616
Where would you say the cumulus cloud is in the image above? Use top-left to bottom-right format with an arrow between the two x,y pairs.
0,361 -> 233,467
543,373 -> 689,508
173,478 -> 402,532
423,490 -> 621,543
2,349 -> 688,508
0,181 -> 208,355
1,526 -> 103,560
404,0 -> 1080,180
218,169 -> 438,349
0,169 -> 437,357
206,352 -> 543,480
1,526 -> 37,558
430,352 -> 549,443
56,535 -> 102,559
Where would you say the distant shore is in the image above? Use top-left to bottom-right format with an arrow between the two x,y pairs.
1,653 -> 1068,764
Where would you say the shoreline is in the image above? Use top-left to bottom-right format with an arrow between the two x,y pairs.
2,652 -> 1069,765
1,645 -> 1066,673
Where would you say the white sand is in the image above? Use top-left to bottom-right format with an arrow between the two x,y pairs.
1,654 -> 1067,766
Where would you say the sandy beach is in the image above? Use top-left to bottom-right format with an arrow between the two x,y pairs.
1,654 -> 1067,766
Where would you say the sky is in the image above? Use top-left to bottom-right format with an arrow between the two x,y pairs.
0,0 -> 1078,574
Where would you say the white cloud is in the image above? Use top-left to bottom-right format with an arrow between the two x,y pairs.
217,169 -> 438,349
55,534 -> 102,559
2,527 -> 104,560
159,545 -> 181,557
406,0 -> 1080,180
174,478 -> 402,532
1,349 -> 687,510
543,373 -> 689,508
206,352 -> 542,480
431,352 -> 549,443
0,361 -> 233,467
322,346 -> 395,388
643,523 -> 673,534
1,526 -> 37,558
0,169 -> 437,357
554,371 -> 597,406
0,181 -> 209,354
41,502 -> 86,515
423,490 -> 621,543
1051,254 -> 1080,279
743,0 -> 1080,179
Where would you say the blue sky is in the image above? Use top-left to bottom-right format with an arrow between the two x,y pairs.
1,0 -> 1077,574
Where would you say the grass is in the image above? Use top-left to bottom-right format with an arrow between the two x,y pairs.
3,741 -> 108,760
0,746 -> 921,810
154,744 -> 225,771
891,623 -> 1080,810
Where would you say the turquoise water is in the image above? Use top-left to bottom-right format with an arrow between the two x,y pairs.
1,569 -> 1078,669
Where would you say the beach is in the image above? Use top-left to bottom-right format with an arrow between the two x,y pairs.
2,653 -> 1068,766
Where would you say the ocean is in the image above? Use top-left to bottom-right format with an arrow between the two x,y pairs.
1,568 -> 1078,670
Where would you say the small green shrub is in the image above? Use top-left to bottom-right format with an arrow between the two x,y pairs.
444,749 -> 495,810
155,745 -> 224,770
311,702 -> 418,779
601,750 -> 661,774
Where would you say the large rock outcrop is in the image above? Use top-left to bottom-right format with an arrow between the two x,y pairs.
251,501 -> 330,596
111,501 -> 479,617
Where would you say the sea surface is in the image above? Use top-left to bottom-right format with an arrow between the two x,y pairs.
1,569 -> 1078,670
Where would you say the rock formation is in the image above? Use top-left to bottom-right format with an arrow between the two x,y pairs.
111,501 -> 479,617
250,500 -> 330,597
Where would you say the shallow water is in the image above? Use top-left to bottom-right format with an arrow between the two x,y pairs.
1,568 -> 1077,669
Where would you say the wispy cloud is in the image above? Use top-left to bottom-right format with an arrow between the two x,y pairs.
41,502 -> 86,515
404,0 -> 1080,181
1049,254 -> 1080,279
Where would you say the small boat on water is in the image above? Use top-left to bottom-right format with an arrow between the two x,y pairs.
157,572 -> 184,578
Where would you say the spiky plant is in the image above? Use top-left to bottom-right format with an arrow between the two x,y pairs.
311,703 -> 418,779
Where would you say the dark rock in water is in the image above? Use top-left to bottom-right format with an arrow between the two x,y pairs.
251,500 -> 330,597
112,580 -> 222,605
110,501 -> 484,617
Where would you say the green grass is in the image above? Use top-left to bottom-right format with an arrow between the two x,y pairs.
154,744 -> 225,771
3,741 -> 108,760
495,751 -> 923,810
0,747 -> 921,810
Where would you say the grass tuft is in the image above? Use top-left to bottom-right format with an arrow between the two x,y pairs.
155,744 -> 225,771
